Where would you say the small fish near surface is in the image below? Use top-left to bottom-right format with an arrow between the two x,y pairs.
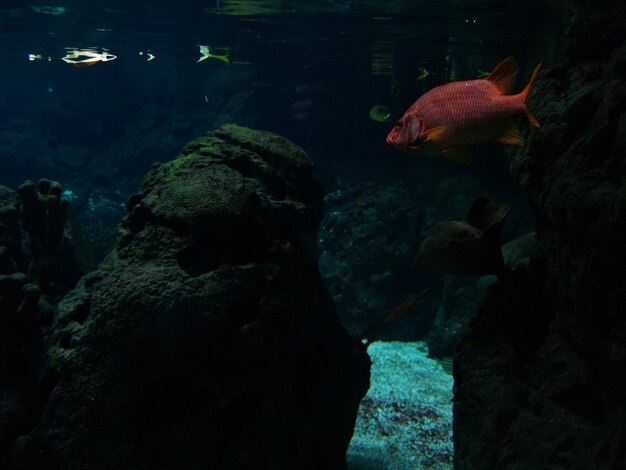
369,105 -> 392,122
386,57 -> 542,164
415,196 -> 509,277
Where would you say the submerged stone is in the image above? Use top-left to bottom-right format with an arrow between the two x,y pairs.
12,125 -> 370,469
348,341 -> 453,469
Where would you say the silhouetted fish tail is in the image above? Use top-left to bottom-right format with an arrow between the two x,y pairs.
520,63 -> 542,128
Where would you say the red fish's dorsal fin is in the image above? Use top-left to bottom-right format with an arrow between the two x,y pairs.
486,57 -> 518,95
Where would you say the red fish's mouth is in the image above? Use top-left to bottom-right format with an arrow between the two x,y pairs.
386,131 -> 427,155
386,129 -> 419,150
386,131 -> 398,146
387,114 -> 424,151
386,125 -> 410,146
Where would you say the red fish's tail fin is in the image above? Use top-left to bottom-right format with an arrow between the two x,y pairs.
521,62 -> 542,128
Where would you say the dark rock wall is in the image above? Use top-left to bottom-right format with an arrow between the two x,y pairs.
318,182 -> 421,337
1,180 -> 81,469
454,2 -> 626,468
11,125 -> 370,469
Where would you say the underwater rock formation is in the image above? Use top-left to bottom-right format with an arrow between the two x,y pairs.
454,2 -> 626,468
15,180 -> 68,287
318,182 -> 422,337
0,187 -> 22,270
424,274 -> 491,358
0,181 -> 69,468
348,341 -> 453,469
0,178 -> 77,354
11,124 -> 370,469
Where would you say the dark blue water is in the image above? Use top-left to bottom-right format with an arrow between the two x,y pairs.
0,0 -> 566,225
0,2 -> 570,465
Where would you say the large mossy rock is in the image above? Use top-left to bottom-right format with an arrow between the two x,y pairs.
12,124 -> 370,469
453,2 -> 626,468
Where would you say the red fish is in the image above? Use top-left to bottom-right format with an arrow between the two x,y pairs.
386,57 -> 542,164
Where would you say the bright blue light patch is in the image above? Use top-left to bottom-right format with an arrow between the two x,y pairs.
61,189 -> 77,201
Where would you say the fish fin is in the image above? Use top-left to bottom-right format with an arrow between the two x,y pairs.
481,208 -> 509,246
486,57 -> 518,95
422,126 -> 446,142
520,62 -> 542,128
442,146 -> 474,165
212,54 -> 230,65
463,196 -> 493,229
464,197 -> 510,232
494,120 -> 525,145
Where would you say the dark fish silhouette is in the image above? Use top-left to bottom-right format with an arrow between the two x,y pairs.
415,197 -> 509,277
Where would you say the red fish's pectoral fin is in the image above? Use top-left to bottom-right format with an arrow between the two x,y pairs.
486,57 -> 518,95
442,146 -> 474,165
493,119 -> 525,145
421,126 -> 446,143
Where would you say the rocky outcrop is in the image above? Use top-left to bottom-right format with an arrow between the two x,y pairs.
0,180 -> 73,469
348,341 -> 453,469
318,182 -> 422,337
11,124 -> 370,469
454,2 -> 626,468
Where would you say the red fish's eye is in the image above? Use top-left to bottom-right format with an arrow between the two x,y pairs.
396,121 -> 403,128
